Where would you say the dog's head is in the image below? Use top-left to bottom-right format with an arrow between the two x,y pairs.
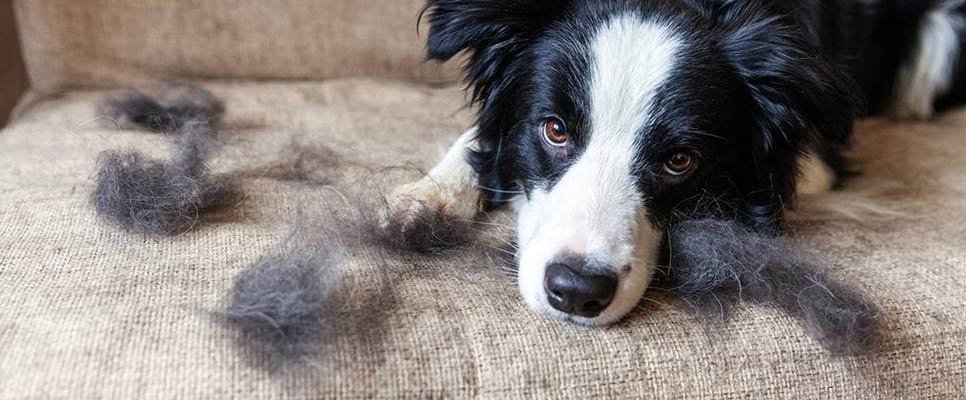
424,0 -> 861,325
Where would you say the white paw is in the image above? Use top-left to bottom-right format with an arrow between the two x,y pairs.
381,178 -> 480,230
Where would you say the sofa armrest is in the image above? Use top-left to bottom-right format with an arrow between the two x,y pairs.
0,0 -> 27,127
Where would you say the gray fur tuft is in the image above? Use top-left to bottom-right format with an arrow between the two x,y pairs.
223,245 -> 342,371
91,122 -> 240,235
375,202 -> 479,255
98,82 -> 225,133
667,219 -> 882,355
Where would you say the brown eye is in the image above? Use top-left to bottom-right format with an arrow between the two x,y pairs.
541,117 -> 569,147
663,152 -> 696,176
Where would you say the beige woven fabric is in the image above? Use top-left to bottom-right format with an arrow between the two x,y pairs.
0,0 -> 27,126
0,81 -> 964,399
13,0 -> 460,92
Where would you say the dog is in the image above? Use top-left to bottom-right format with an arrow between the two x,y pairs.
385,0 -> 966,326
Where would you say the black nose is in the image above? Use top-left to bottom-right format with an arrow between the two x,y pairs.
544,262 -> 618,318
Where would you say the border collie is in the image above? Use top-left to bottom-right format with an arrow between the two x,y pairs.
386,0 -> 966,326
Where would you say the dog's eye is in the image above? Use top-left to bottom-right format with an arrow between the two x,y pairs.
662,152 -> 697,176
541,117 -> 568,147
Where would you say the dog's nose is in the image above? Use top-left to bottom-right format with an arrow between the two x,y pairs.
544,262 -> 618,318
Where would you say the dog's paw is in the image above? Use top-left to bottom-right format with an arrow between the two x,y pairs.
381,178 -> 479,230
377,178 -> 481,254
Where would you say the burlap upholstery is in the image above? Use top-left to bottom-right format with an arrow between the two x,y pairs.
0,1 -> 27,125
3,0 -> 966,398
13,0 -> 461,93
0,80 -> 964,399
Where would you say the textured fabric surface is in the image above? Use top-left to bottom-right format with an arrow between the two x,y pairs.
12,0 -> 460,93
1,81 -> 965,399
0,0 -> 27,126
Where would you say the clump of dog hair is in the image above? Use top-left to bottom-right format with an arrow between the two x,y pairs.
98,82 -> 225,132
222,243 -> 342,371
327,168 -> 483,255
375,201 -> 480,255
234,141 -> 344,186
92,122 -> 240,235
666,219 -> 881,355
233,144 -> 478,255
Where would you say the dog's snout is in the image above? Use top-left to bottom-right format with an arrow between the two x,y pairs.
544,262 -> 618,318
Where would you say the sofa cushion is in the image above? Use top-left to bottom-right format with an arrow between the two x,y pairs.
13,0 -> 460,93
0,80 -> 964,398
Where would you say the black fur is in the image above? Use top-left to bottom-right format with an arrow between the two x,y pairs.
715,1 -> 862,207
666,219 -> 881,355
423,0 -> 964,231
417,0 -> 943,336
424,0 -> 568,210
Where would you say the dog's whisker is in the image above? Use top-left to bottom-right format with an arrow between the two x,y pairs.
475,185 -> 525,195
463,219 -> 517,231
637,296 -> 671,308
471,230 -> 519,249
478,244 -> 519,258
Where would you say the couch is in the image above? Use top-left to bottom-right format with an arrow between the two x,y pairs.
1,1 -> 964,398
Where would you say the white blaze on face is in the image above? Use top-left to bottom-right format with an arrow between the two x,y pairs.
516,15 -> 681,325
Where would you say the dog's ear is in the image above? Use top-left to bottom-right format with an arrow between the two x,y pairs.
717,2 -> 863,218
423,0 -> 553,60
423,0 -> 560,104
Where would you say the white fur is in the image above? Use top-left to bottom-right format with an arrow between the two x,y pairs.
516,15 -> 679,326
383,128 -> 481,228
796,151 -> 836,195
893,0 -> 965,120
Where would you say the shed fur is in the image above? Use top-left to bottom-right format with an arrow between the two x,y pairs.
666,219 -> 881,355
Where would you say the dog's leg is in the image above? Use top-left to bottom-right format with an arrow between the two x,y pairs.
383,127 -> 482,227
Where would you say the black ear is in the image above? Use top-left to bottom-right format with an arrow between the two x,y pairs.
424,0 -> 539,61
423,0 -> 560,105
718,3 -> 863,209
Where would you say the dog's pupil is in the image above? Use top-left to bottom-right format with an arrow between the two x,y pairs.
669,154 -> 691,172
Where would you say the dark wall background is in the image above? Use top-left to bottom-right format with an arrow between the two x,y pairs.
0,0 -> 27,127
